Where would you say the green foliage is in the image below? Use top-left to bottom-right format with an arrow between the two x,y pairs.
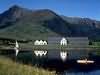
90,42 -> 100,48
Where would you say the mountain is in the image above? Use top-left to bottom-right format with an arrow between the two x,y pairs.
61,16 -> 100,40
0,5 -> 100,40
0,5 -> 71,40
62,16 -> 100,27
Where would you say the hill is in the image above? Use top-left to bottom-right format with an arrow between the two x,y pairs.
0,5 -> 70,40
61,16 -> 100,40
0,5 -> 100,40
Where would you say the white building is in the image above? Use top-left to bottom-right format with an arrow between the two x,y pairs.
34,40 -> 47,45
60,38 -> 67,45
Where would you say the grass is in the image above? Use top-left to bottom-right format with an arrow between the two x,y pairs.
0,56 -> 56,75
89,42 -> 100,56
90,42 -> 100,47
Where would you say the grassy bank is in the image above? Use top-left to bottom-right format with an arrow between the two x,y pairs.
0,56 -> 55,75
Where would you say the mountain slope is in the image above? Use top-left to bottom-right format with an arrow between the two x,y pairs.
0,5 -> 71,40
61,16 -> 100,40
0,5 -> 100,40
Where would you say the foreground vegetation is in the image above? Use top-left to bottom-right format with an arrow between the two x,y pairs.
0,56 -> 55,75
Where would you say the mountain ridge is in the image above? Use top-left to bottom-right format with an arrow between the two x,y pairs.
0,5 -> 100,40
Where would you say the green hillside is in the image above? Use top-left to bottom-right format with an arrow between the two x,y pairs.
0,5 -> 100,41
0,5 -> 70,40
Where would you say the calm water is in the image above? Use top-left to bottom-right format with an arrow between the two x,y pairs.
1,50 -> 100,75
58,64 -> 100,75
63,70 -> 100,75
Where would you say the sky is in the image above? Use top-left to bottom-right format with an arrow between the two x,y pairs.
0,0 -> 100,20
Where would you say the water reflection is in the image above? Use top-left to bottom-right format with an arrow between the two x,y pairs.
1,50 -> 100,75
63,70 -> 100,75
59,64 -> 100,75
